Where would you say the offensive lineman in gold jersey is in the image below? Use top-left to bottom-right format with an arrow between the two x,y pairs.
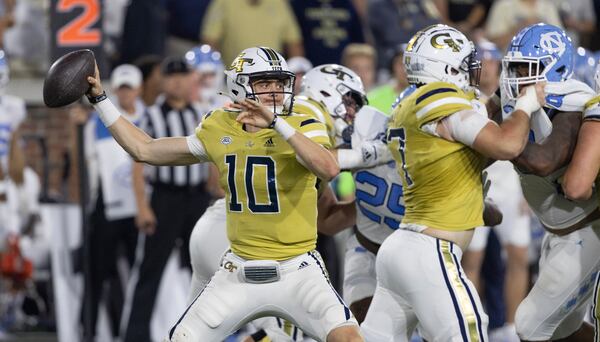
83,47 -> 363,342
361,25 -> 546,342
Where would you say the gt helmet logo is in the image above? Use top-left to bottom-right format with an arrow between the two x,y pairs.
228,53 -> 255,73
320,65 -> 354,81
430,33 -> 464,52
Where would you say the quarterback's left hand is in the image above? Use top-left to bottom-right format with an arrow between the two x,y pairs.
233,99 -> 275,128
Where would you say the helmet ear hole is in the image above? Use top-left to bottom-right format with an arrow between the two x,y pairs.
320,90 -> 331,97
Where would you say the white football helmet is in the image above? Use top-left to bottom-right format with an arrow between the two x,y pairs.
222,47 -> 295,115
404,24 -> 480,92
301,64 -> 367,143
301,64 -> 367,120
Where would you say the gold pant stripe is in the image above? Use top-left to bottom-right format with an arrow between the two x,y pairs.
439,240 -> 483,342
593,272 -> 600,342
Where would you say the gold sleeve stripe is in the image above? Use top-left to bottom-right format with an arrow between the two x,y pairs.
416,97 -> 472,119
304,130 -> 329,139
584,95 -> 600,109
297,99 -> 328,124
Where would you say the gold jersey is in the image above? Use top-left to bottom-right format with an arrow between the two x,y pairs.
387,82 -> 486,231
293,95 -> 336,146
196,109 -> 332,260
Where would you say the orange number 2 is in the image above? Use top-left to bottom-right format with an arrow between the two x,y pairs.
56,0 -> 101,46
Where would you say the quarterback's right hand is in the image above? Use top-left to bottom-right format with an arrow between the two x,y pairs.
136,204 -> 157,235
86,62 -> 104,97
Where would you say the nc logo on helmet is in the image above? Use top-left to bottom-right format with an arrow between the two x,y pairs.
431,33 -> 464,52
539,32 -> 566,55
228,53 -> 255,73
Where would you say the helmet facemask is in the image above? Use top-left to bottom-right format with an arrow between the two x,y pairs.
247,72 -> 295,115
333,87 -> 368,146
465,48 -> 482,88
501,54 -> 550,100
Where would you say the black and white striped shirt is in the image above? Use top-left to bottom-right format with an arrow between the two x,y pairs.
140,97 -> 208,187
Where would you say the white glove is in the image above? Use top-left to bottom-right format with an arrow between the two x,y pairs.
337,139 -> 393,169
360,139 -> 393,168
514,85 -> 542,117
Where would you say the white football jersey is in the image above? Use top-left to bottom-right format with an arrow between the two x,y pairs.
518,167 -> 598,230
501,80 -> 598,230
351,106 -> 404,244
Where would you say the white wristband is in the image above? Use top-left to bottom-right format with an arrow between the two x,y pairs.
93,98 -> 122,127
513,86 -> 540,118
274,117 -> 296,140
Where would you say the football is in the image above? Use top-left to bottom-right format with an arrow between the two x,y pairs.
43,49 -> 96,108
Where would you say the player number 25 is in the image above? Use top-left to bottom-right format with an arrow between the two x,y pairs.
355,170 -> 404,229
225,155 -> 279,213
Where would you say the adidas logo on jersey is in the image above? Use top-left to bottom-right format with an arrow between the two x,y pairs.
298,261 -> 309,270
264,137 -> 275,147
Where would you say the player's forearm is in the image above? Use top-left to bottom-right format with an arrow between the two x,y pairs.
513,112 -> 580,176
286,133 -> 340,180
318,202 -> 356,235
95,99 -> 198,166
475,112 -> 530,160
562,121 -> 600,200
498,112 -> 531,158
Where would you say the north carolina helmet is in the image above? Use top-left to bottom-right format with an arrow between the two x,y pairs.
501,23 -> 574,99
300,64 -> 367,121
403,24 -> 481,92
223,47 -> 295,115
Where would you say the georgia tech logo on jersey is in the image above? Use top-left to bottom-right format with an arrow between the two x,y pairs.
431,33 -> 464,52
320,65 -> 353,81
223,261 -> 238,273
539,32 -> 566,55
221,136 -> 232,145
228,53 -> 255,73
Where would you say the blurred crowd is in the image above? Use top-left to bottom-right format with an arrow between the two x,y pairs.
0,0 -> 598,341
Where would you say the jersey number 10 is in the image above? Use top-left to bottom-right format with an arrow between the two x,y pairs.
225,155 -> 280,213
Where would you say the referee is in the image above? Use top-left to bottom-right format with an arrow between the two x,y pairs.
122,57 -> 213,342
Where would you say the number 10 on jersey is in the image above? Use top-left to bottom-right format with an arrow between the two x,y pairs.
225,155 -> 280,213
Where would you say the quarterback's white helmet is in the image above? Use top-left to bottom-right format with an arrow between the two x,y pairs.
300,64 -> 367,121
404,24 -> 480,92
223,47 -> 295,115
